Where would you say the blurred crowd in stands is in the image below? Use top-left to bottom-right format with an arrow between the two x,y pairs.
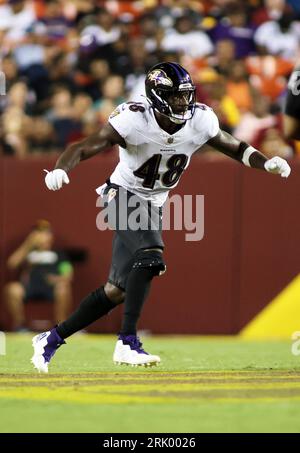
0,0 -> 299,159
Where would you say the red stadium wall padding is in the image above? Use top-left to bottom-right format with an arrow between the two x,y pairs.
0,156 -> 299,334
237,165 -> 300,330
139,157 -> 240,334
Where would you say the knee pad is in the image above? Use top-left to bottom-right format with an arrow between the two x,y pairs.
132,249 -> 166,276
104,284 -> 125,305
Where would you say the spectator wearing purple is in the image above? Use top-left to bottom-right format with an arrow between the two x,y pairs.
209,3 -> 256,58
39,0 -> 74,42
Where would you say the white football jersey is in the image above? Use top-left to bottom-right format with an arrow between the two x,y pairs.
96,97 -> 219,207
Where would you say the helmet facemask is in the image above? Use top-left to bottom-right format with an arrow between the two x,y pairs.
149,85 -> 196,124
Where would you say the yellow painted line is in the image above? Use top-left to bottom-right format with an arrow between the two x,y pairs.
2,375 -> 300,385
1,382 -> 300,394
1,375 -> 300,384
0,388 -> 173,404
0,387 -> 300,405
240,274 -> 300,339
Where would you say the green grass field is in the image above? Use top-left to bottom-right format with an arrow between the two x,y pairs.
1,333 -> 300,433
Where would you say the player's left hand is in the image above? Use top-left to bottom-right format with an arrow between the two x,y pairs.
264,156 -> 291,178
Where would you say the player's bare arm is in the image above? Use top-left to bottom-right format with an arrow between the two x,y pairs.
207,129 -> 291,178
55,123 -> 125,172
44,124 -> 125,190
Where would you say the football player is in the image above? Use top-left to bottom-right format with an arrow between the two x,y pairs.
284,65 -> 300,140
31,62 -> 291,372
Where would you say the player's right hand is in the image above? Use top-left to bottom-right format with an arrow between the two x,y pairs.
44,169 -> 70,190
264,157 -> 291,178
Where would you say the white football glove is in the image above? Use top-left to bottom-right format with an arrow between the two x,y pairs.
44,169 -> 70,191
264,157 -> 291,178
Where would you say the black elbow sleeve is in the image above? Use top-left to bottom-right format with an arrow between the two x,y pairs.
236,141 -> 250,162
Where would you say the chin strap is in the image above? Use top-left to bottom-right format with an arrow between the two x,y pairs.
169,116 -> 186,125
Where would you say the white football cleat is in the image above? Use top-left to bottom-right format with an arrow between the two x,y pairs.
113,334 -> 160,367
31,328 -> 65,373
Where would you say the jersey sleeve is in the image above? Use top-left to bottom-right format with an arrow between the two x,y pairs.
108,101 -> 149,145
108,103 -> 134,139
193,104 -> 220,145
